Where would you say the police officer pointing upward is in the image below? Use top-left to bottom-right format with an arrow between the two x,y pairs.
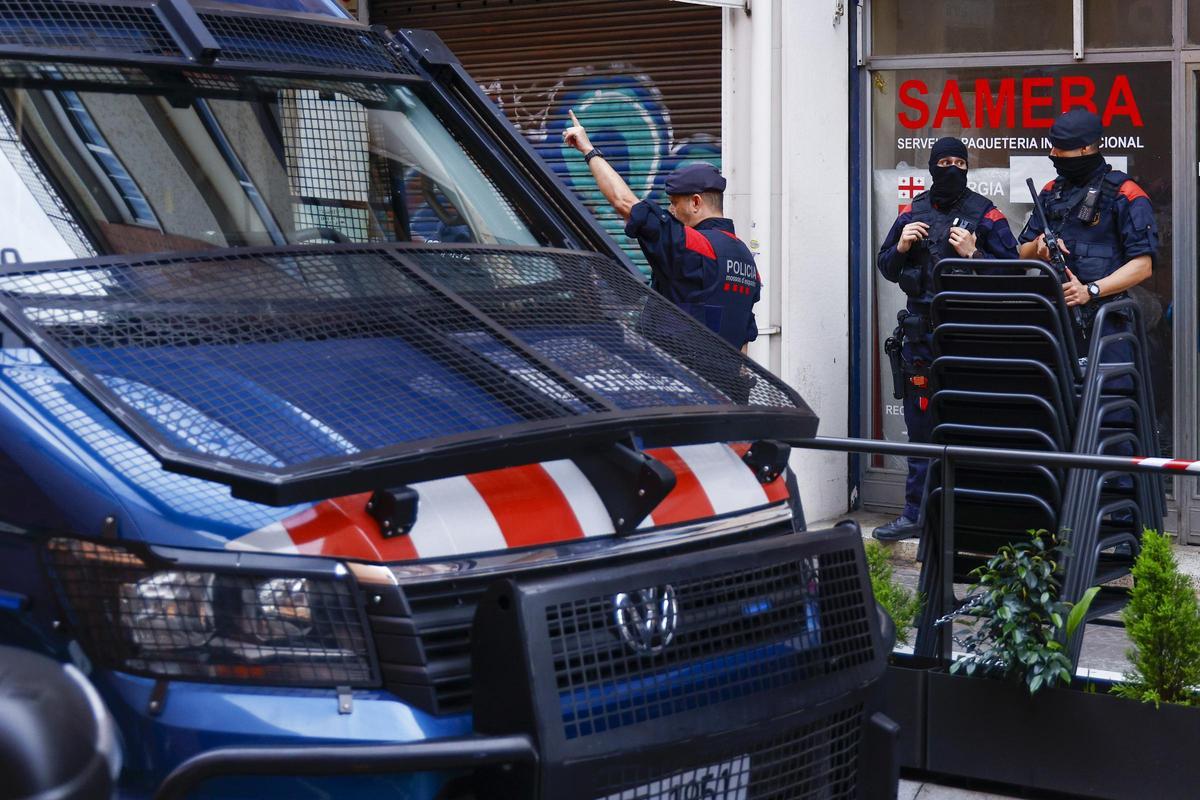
1017,109 -> 1156,329
874,137 -> 1020,542
562,110 -> 761,352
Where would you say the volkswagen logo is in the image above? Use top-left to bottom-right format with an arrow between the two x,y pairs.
612,585 -> 678,654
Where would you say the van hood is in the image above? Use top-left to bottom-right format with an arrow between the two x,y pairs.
0,349 -> 790,557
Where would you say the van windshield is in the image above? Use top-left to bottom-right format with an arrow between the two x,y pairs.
0,75 -> 544,265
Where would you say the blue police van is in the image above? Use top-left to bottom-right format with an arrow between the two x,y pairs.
0,1 -> 895,797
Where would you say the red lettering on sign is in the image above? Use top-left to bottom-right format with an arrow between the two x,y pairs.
1103,74 -> 1143,127
974,78 -> 1015,128
933,81 -> 970,128
898,80 -> 929,129
1022,76 -> 1055,128
898,75 -> 1143,132
1061,76 -> 1097,114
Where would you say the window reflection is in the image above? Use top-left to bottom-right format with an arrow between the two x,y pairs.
871,0 -> 1071,56
869,63 -> 1174,458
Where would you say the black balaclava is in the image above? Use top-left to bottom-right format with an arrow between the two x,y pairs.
1049,108 -> 1106,185
928,137 -> 969,208
1051,152 -> 1106,185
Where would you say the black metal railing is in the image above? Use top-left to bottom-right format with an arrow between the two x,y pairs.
794,435 -> 1194,663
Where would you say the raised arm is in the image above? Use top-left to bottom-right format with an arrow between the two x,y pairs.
563,110 -> 639,221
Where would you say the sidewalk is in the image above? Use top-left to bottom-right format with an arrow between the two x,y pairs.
899,780 -> 1029,799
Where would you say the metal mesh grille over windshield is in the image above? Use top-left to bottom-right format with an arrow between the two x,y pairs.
0,244 -> 813,503
199,12 -> 414,75
0,0 -> 179,55
0,0 -> 414,78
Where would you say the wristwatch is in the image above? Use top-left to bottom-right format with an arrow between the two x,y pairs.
584,147 -> 605,163
1086,282 -> 1101,300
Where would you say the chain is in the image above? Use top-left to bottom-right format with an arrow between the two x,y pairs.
933,593 -> 982,628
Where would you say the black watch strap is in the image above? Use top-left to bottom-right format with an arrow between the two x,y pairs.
584,147 -> 605,163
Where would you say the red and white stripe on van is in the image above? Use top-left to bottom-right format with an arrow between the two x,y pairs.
226,443 -> 789,561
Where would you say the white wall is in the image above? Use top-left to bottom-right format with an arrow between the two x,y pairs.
724,0 -> 851,524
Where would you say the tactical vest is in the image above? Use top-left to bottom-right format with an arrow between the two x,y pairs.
1042,166 -> 1130,285
902,190 -> 991,307
686,226 -> 758,347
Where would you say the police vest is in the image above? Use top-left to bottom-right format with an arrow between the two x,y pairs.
1042,166 -> 1130,285
669,225 -> 760,349
902,190 -> 991,306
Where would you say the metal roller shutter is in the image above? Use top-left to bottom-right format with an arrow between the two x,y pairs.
376,0 -> 722,276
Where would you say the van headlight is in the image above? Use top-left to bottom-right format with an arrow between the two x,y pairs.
46,538 -> 376,687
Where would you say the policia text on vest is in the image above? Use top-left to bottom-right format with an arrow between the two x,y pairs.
874,137 -> 1021,542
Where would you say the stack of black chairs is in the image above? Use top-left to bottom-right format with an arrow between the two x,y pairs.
912,258 -> 1163,664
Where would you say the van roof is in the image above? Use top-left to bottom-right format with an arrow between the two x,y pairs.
196,0 -> 354,19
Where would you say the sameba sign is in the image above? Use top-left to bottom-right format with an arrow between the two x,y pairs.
897,75 -> 1143,130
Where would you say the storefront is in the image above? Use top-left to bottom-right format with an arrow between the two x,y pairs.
857,0 -> 1200,538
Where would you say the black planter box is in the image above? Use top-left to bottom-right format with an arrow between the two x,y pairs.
921,668 -> 1200,799
880,658 -> 936,770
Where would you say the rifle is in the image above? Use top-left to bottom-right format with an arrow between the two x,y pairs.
1026,177 -> 1087,339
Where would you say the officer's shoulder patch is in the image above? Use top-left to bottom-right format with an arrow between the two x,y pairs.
984,208 -> 1006,223
1042,179 -> 1056,192
683,226 -> 716,259
899,204 -> 913,215
1118,180 -> 1150,203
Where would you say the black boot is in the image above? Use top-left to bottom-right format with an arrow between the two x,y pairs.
873,515 -> 920,542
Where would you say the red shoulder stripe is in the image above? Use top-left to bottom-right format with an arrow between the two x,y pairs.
899,204 -> 912,215
1042,179 -> 1055,192
984,208 -> 1006,223
718,230 -> 740,241
683,226 -> 716,259
1119,180 -> 1149,203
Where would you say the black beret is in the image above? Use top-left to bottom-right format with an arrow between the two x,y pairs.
665,163 -> 727,195
928,137 -> 968,168
1049,109 -> 1102,150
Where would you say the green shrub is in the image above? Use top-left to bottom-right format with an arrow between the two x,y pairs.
950,529 -> 1089,695
865,540 -> 923,646
1114,529 -> 1200,707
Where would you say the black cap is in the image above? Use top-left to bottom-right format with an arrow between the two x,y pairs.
665,163 -> 727,195
1049,109 -> 1102,150
928,137 -> 968,169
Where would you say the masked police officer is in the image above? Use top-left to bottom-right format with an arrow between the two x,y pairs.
1017,109 -> 1156,337
1018,110 -> 1157,501
562,110 -> 760,351
874,137 -> 1020,542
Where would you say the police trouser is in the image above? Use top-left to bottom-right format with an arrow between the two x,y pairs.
901,336 -> 934,522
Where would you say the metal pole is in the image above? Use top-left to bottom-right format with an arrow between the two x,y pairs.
940,455 -> 955,663
1073,0 -> 1084,61
797,436 -> 1200,476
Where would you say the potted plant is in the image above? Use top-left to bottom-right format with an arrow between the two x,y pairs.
917,529 -> 1200,799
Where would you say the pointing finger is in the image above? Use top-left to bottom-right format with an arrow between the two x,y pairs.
568,109 -> 580,127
